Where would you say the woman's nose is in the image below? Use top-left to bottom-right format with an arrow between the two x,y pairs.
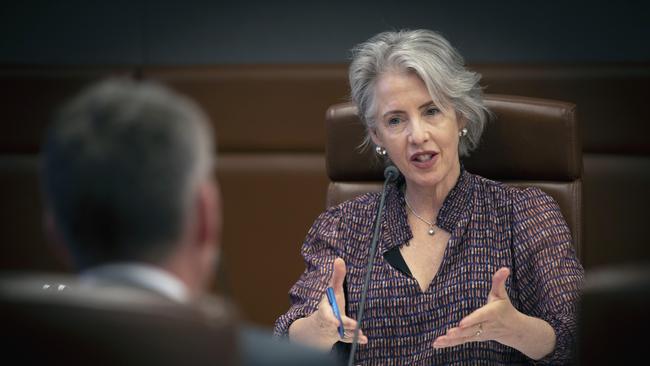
408,118 -> 429,144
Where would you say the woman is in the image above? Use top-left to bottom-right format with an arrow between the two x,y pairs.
274,30 -> 583,365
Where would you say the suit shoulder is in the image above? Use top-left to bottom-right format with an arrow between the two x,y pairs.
239,326 -> 336,366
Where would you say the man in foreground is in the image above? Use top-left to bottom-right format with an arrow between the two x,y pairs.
38,78 -> 334,366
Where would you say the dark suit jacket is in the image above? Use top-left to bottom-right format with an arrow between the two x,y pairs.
239,326 -> 337,366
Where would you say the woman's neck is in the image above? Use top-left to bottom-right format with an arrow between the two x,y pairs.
404,162 -> 461,220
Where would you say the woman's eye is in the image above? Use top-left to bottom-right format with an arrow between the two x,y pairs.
425,107 -> 439,116
388,117 -> 401,126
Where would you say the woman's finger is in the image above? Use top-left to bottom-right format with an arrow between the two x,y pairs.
329,258 -> 347,291
317,294 -> 341,327
433,333 -> 474,348
338,315 -> 368,344
434,323 -> 487,348
340,328 -> 368,344
445,322 -> 488,340
488,267 -> 510,302
458,302 -> 497,329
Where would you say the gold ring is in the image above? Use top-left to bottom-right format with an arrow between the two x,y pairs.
474,323 -> 483,337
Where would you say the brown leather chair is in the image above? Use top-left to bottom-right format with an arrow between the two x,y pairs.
325,94 -> 583,261
577,265 -> 650,365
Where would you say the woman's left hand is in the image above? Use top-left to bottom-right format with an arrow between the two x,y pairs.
433,267 -> 524,349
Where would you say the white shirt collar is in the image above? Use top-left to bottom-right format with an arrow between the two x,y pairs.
80,262 -> 190,304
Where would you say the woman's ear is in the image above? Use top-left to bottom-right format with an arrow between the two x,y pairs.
456,111 -> 468,130
369,127 -> 382,147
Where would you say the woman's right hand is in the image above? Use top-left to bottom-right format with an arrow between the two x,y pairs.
288,257 -> 368,349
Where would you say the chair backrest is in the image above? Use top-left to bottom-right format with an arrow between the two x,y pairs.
325,94 -> 583,261
577,265 -> 650,365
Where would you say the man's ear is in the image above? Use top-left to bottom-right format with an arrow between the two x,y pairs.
194,178 -> 221,254
43,211 -> 74,270
191,178 -> 222,292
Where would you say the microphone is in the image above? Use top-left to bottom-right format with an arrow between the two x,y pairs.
383,165 -> 400,183
347,165 -> 400,366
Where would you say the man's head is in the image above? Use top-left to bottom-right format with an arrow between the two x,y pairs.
42,78 -> 220,295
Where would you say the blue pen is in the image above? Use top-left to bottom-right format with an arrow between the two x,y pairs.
326,287 -> 345,339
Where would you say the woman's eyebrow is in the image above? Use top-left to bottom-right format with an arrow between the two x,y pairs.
382,109 -> 405,118
418,100 -> 435,109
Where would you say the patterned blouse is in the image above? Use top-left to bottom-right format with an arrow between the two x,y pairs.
274,169 -> 584,365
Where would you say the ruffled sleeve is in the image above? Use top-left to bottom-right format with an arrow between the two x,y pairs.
273,206 -> 345,337
511,187 -> 584,365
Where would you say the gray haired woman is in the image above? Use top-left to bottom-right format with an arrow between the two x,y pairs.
275,29 -> 583,365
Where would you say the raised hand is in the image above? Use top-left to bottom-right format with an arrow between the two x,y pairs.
432,267 -> 556,359
289,257 -> 368,349
433,267 -> 520,348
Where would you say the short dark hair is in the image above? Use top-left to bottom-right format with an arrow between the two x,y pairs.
42,79 -> 214,269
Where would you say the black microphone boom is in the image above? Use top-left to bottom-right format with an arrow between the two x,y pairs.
347,165 -> 400,366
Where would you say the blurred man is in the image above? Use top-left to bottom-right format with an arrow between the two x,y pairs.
43,79 -> 220,305
39,79 -> 334,366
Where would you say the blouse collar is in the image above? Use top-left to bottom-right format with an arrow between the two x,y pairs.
380,168 -> 474,253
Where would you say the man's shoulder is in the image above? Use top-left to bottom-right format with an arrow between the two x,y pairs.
238,325 -> 337,366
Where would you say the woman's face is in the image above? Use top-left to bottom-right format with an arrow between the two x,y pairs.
370,71 -> 463,191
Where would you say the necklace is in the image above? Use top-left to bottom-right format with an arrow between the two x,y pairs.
404,194 -> 436,236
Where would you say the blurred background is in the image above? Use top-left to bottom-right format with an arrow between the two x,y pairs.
1,0 -> 649,330
2,0 -> 649,64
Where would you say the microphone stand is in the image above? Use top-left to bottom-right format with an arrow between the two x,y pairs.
347,166 -> 399,366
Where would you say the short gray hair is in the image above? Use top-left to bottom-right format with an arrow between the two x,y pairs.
349,29 -> 489,156
42,78 -> 214,269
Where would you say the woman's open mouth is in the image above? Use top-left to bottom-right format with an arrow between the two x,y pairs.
410,151 -> 438,168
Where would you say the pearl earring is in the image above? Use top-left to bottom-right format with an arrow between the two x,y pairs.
459,128 -> 468,137
375,146 -> 387,156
